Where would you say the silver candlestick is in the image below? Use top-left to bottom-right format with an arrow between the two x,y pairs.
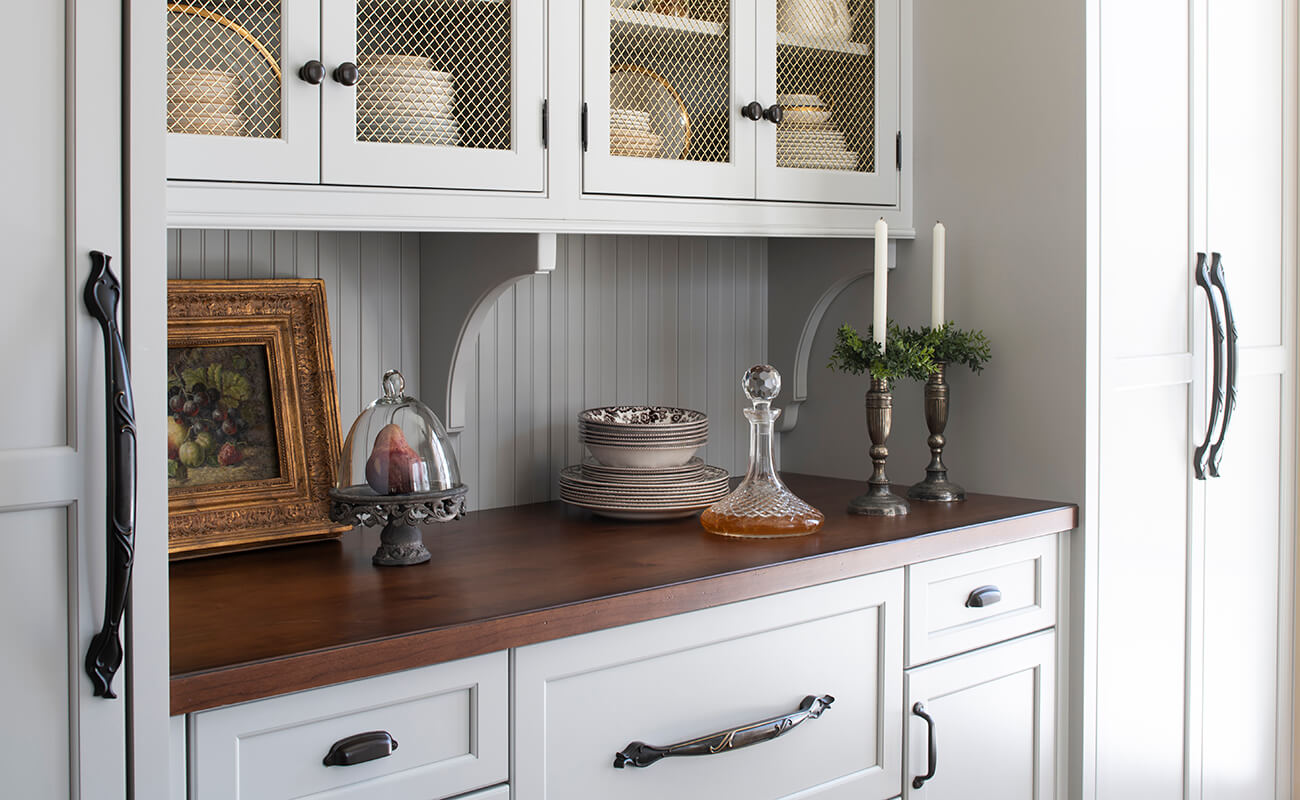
909,362 -> 966,502
848,378 -> 910,516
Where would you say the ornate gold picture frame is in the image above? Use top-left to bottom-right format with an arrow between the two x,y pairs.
167,279 -> 349,558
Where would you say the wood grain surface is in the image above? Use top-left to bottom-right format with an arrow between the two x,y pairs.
170,473 -> 1076,714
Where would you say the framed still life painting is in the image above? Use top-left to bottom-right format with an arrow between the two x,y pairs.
167,279 -> 350,558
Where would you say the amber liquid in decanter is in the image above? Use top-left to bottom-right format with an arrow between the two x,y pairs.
701,366 -> 824,538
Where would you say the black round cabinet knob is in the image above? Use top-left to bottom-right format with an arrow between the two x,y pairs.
763,104 -> 785,124
741,101 -> 764,121
333,62 -> 360,86
298,60 -> 325,85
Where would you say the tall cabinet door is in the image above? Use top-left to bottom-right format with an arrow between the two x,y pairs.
582,0 -> 757,199
1094,1 -> 1198,798
0,0 -> 129,796
903,632 -> 1055,800
166,0 -> 322,182
755,0 -> 899,205
1200,0 -> 1293,796
321,0 -> 546,191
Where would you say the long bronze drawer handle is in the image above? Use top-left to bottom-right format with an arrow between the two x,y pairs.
613,694 -> 834,769
323,731 -> 399,767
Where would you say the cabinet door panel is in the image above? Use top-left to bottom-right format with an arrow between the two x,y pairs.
1,0 -> 128,795
167,0 -> 322,182
904,631 -> 1054,800
583,0 -> 757,199
755,0 -> 900,205
1202,372 -> 1283,799
321,0 -> 545,191
514,571 -> 903,800
1206,0 -> 1284,350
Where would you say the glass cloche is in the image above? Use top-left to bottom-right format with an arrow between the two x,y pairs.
337,369 -> 461,496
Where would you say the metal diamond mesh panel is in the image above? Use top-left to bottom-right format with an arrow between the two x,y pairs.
608,0 -> 731,162
167,2 -> 282,139
356,0 -> 512,150
775,0 -> 874,172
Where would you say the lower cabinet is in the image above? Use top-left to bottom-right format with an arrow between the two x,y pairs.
513,570 -> 906,800
187,652 -> 509,800
903,631 -> 1056,800
174,534 -> 1063,799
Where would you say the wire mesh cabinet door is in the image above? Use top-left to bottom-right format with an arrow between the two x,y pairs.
755,0 -> 899,205
320,0 -> 545,192
166,0 -> 323,183
582,0 -> 757,200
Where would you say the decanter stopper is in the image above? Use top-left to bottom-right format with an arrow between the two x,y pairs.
700,366 -> 825,538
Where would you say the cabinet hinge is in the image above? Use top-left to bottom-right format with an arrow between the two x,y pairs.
542,99 -> 549,149
896,131 -> 902,171
582,102 -> 589,152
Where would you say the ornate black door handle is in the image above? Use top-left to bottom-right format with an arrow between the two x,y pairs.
911,701 -> 938,789
613,694 -> 833,769
1207,252 -> 1237,477
1193,252 -> 1225,480
83,251 -> 137,699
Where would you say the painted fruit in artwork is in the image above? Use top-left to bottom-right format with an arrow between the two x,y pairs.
178,441 -> 205,468
167,417 -> 186,460
365,424 -> 425,495
218,442 -> 243,466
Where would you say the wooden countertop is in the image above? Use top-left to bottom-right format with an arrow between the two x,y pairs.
169,473 -> 1076,714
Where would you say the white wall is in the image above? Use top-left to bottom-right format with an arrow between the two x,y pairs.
779,0 -> 1087,504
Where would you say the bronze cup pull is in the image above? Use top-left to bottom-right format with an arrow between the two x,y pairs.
323,731 -> 399,767
613,694 -> 834,769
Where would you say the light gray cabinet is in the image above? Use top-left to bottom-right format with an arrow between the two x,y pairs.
513,570 -> 905,800
904,632 -> 1055,800
1,0 -> 167,797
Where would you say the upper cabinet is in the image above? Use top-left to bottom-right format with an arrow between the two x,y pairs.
583,0 -> 899,206
167,0 -> 545,192
163,0 -> 909,233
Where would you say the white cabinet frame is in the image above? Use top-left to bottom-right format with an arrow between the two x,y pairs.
755,0 -> 900,205
320,0 -> 546,192
581,0 -> 758,199
167,0 -> 323,183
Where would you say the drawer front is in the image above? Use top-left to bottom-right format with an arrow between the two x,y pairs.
906,535 -> 1057,667
514,571 -> 904,800
190,652 -> 508,800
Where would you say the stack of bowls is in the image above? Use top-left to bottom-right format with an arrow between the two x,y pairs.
168,67 -> 246,136
560,406 -> 730,520
357,54 -> 460,146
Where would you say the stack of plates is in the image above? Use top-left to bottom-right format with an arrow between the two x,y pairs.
559,464 -> 730,521
610,108 -> 663,158
560,406 -> 730,520
168,67 -> 246,136
358,54 -> 460,146
775,93 -> 859,172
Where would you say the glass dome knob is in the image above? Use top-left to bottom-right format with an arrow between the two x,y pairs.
381,369 -> 406,401
743,364 -> 782,405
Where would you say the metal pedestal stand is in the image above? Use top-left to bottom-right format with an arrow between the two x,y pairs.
329,485 -> 469,566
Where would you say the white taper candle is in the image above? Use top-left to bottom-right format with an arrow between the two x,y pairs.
932,222 -> 946,329
874,217 -> 888,347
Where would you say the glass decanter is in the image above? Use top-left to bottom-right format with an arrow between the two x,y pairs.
700,365 -> 825,538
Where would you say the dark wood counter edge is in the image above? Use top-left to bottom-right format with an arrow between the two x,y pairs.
170,504 -> 1076,714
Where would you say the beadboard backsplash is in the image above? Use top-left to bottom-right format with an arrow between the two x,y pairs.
167,230 -> 767,510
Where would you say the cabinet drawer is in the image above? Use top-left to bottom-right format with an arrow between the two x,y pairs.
514,571 -> 904,800
906,535 -> 1057,666
190,652 -> 508,800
